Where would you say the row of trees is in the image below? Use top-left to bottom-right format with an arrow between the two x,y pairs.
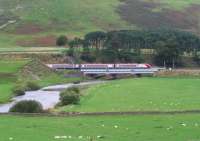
57,29 -> 200,67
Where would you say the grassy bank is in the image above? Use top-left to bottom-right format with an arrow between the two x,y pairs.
0,60 -> 29,103
0,59 -> 82,103
58,78 -> 200,112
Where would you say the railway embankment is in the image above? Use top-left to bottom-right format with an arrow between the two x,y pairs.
156,69 -> 200,77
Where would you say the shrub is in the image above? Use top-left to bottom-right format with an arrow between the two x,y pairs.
26,81 -> 40,91
56,35 -> 68,46
9,100 -> 43,113
60,89 -> 80,105
12,85 -> 26,96
68,87 -> 80,93
12,82 -> 40,96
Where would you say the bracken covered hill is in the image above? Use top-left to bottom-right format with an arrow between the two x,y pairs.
0,0 -> 200,47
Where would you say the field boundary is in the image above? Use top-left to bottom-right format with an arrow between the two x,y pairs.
2,110 -> 200,117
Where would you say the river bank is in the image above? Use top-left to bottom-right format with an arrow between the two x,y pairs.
0,81 -> 104,113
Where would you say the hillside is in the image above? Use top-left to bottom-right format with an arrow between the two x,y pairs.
119,0 -> 200,31
1,0 -> 200,47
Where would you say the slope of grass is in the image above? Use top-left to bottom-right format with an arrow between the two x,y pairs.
119,0 -> 200,33
0,0 -> 131,47
0,60 -> 29,103
1,0 -> 200,47
0,59 -> 82,103
152,0 -> 200,10
18,60 -> 82,87
0,0 -> 128,33
18,0 -> 127,30
1,114 -> 200,141
59,78 -> 200,112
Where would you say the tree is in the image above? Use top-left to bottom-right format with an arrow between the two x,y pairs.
84,31 -> 107,49
154,40 -> 180,68
56,35 -> 68,46
80,47 -> 96,62
100,48 -> 118,63
68,37 -> 83,50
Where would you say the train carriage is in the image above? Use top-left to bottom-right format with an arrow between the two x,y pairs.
81,64 -> 114,69
115,64 -> 152,69
47,63 -> 152,69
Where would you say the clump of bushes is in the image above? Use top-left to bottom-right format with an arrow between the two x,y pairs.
12,81 -> 41,96
56,35 -> 68,46
26,81 -> 40,91
9,100 -> 43,113
68,87 -> 80,94
12,85 -> 26,96
60,87 -> 80,105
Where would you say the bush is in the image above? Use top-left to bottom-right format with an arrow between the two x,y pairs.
68,87 -> 80,93
9,100 -> 43,113
12,85 -> 26,96
26,81 -> 40,91
60,88 -> 80,105
56,35 -> 68,46
12,82 -> 40,96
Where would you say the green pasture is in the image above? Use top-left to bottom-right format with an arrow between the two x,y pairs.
59,78 -> 200,112
0,60 -> 28,73
0,83 -> 14,103
1,114 -> 200,141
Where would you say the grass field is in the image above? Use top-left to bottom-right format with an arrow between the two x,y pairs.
58,78 -> 200,112
1,114 -> 200,141
0,83 -> 14,103
1,77 -> 200,141
0,60 -> 28,73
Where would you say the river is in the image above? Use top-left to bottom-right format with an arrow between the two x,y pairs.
0,81 -> 103,113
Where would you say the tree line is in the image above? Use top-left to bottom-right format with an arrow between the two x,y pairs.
57,29 -> 200,67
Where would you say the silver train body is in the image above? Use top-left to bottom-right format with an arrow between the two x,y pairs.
47,63 -> 152,69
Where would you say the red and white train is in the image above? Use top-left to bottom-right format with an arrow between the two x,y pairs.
47,63 -> 152,69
